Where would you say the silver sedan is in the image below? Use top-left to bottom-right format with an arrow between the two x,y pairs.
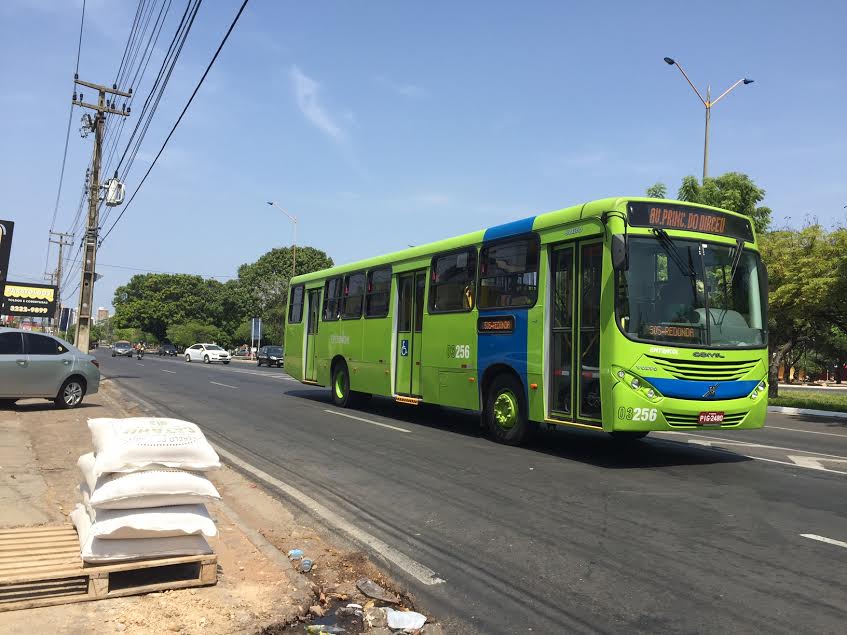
0,328 -> 100,409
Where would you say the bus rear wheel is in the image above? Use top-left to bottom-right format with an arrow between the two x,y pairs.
331,362 -> 352,408
485,374 -> 530,445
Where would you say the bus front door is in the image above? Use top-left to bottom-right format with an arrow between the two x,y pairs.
396,270 -> 426,396
305,289 -> 320,381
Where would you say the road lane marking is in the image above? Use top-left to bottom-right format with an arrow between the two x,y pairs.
209,381 -> 237,389
324,409 -> 411,433
211,444 -> 444,585
162,369 -> 176,374
801,534 -> 847,549
657,431 -> 847,460
766,425 -> 847,438
136,363 -> 145,366
787,456 -> 847,474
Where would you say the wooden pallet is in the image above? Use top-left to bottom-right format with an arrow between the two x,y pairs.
0,525 -> 217,612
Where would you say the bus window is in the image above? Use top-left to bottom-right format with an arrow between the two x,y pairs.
342,273 -> 365,319
429,248 -> 476,313
323,278 -> 343,321
288,285 -> 304,323
479,236 -> 539,309
365,268 -> 391,318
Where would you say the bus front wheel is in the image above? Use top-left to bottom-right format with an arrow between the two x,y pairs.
485,374 -> 530,446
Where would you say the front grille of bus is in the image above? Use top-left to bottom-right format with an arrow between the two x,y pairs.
646,356 -> 759,381
663,411 -> 747,428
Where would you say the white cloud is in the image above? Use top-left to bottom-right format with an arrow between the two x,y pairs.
289,65 -> 345,143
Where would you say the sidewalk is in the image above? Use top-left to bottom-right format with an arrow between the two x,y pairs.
0,383 -> 315,634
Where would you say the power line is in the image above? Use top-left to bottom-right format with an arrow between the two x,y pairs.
101,0 -> 250,245
45,0 -> 87,273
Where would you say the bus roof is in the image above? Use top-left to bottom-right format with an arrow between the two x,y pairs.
290,196 -> 751,284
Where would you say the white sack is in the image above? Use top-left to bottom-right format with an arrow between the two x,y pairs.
87,417 -> 220,476
70,504 -> 212,563
86,504 -> 217,539
78,452 -> 221,509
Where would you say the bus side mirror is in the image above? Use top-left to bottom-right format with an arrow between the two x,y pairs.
612,234 -> 628,271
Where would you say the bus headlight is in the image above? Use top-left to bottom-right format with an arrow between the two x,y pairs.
612,366 -> 662,402
630,378 -> 640,390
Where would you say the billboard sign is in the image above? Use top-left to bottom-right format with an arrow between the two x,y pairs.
251,317 -> 262,340
1,281 -> 58,317
0,219 -> 13,284
60,307 -> 73,332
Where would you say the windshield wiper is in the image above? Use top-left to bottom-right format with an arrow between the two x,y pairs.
715,238 -> 746,327
652,228 -> 697,280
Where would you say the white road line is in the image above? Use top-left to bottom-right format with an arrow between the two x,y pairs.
162,369 -> 176,374
801,534 -> 847,549
787,456 -> 847,474
766,425 -> 847,438
657,431 -> 847,460
324,409 -> 411,433
212,444 -> 444,585
136,363 -> 145,366
209,381 -> 237,389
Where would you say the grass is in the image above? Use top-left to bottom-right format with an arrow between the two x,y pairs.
770,389 -> 847,413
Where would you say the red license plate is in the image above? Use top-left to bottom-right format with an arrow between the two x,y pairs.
698,412 -> 725,425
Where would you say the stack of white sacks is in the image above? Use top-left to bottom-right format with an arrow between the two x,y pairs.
70,417 -> 222,563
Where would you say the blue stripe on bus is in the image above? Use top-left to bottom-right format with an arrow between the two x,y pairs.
646,378 -> 759,400
483,216 -> 536,242
477,309 -> 529,401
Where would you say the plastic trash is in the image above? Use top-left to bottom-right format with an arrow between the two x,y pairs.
385,607 -> 427,630
299,558 -> 313,573
356,577 -> 400,603
288,548 -> 304,560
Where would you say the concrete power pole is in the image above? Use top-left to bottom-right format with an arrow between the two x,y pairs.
48,231 -> 73,329
72,77 -> 130,351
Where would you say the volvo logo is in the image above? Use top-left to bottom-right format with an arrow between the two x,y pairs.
703,384 -> 719,398
694,352 -> 725,358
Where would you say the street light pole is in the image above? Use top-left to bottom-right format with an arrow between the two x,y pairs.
663,57 -> 754,181
266,201 -> 298,277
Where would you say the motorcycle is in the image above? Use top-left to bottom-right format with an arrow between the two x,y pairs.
136,348 -> 145,360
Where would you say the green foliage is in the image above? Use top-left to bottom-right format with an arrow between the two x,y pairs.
166,321 -> 222,349
676,172 -> 772,234
770,390 -> 847,413
110,244 -> 332,351
645,183 -> 667,199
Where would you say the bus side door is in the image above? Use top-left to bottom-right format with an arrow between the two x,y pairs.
396,270 -> 426,396
305,288 -> 321,381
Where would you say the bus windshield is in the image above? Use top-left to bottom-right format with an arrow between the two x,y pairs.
615,236 -> 767,348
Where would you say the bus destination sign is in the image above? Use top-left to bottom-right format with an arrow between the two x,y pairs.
478,315 -> 515,334
628,202 -> 753,242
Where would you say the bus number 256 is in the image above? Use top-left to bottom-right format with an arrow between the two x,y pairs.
447,344 -> 470,359
617,407 -> 658,422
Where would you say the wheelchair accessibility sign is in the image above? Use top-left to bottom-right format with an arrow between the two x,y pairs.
400,339 -> 409,356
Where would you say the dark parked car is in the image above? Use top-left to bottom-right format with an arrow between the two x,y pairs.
158,343 -> 177,356
111,341 -> 133,357
257,345 -> 284,367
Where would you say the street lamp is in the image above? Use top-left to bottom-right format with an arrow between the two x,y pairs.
266,201 -> 298,277
663,56 -> 754,181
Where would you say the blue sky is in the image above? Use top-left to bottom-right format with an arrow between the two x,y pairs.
1,0 -> 845,312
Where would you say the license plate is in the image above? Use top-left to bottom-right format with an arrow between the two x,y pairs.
698,411 -> 725,425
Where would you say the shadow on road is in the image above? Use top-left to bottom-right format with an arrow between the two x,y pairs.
6,401 -> 101,413
285,390 -> 751,469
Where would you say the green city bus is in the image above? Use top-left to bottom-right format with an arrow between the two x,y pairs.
284,197 -> 768,445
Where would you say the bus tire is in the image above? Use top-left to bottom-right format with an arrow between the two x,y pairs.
331,361 -> 352,408
485,373 -> 530,445
609,431 -> 650,441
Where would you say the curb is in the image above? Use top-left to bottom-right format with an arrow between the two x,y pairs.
767,406 -> 847,420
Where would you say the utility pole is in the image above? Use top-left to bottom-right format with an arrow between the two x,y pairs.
48,231 -> 73,329
72,77 -> 130,351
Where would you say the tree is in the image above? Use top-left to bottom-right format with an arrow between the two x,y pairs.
166,321 -> 223,349
758,224 -> 847,394
676,172 -> 772,234
646,183 -> 667,199
236,245 -> 333,343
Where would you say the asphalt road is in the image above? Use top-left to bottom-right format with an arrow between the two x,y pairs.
96,351 -> 847,634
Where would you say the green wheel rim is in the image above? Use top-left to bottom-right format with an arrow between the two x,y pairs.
334,369 -> 346,400
493,390 -> 519,430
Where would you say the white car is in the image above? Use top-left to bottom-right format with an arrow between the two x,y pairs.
184,343 -> 231,364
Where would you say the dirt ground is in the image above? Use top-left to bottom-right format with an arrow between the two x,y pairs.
0,378 -> 423,634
